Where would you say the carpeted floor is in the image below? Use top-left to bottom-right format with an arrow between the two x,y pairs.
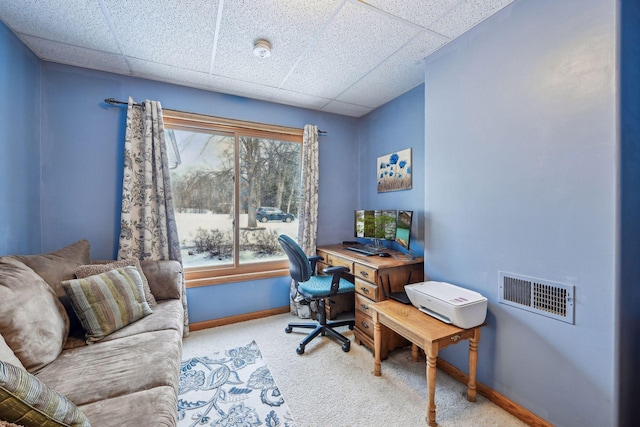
182,313 -> 527,427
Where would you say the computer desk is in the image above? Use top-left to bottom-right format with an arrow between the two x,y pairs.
370,299 -> 484,427
316,244 -> 424,358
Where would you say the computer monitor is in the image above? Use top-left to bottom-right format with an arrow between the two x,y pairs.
354,210 -> 397,240
394,210 -> 412,250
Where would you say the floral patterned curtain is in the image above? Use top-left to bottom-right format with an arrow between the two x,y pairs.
117,97 -> 189,336
291,124 -> 320,317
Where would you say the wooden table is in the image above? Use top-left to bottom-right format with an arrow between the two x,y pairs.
370,300 -> 483,426
316,244 -> 424,357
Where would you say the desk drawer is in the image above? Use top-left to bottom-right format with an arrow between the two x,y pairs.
355,278 -> 378,301
355,293 -> 373,316
316,261 -> 330,275
354,263 -> 377,284
355,310 -> 374,340
326,254 -> 354,273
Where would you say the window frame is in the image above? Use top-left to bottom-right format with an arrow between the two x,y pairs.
163,109 -> 303,287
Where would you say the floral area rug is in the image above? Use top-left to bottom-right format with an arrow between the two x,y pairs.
178,341 -> 297,427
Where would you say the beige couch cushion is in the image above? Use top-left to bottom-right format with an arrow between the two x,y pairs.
61,267 -> 152,343
36,329 -> 182,407
75,258 -> 157,307
12,240 -> 90,335
0,258 -> 68,372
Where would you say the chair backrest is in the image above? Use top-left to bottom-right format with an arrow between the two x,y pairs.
278,234 -> 311,284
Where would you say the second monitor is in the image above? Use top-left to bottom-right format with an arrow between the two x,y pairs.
354,209 -> 413,250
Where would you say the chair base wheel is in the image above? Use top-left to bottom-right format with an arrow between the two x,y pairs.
342,342 -> 351,352
285,326 -> 292,333
348,324 -> 355,330
296,346 -> 305,355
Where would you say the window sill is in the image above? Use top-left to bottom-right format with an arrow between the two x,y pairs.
185,268 -> 291,288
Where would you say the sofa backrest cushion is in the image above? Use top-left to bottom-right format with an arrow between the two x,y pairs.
61,266 -> 153,343
75,258 -> 157,307
0,257 -> 69,372
12,240 -> 90,335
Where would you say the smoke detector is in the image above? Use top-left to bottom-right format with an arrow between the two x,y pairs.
253,39 -> 272,59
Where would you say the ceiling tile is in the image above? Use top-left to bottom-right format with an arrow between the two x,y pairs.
19,34 -> 130,75
104,0 -> 219,72
267,89 -> 332,111
338,32 -> 445,107
364,0 -> 460,29
0,0 -> 119,53
321,100 -> 372,118
427,0 -> 514,38
281,1 -> 420,98
212,0 -> 342,87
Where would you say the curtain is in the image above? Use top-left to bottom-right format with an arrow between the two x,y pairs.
291,124 -> 320,317
117,97 -> 189,336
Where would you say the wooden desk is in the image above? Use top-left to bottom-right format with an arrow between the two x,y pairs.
370,300 -> 483,427
316,244 -> 424,358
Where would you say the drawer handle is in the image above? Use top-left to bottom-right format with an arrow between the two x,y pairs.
361,321 -> 370,329
359,270 -> 369,278
451,334 -> 461,342
360,287 -> 370,294
360,303 -> 369,311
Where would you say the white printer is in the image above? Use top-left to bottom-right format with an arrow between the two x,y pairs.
404,281 -> 487,329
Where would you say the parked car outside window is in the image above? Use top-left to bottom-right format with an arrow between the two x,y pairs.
256,207 -> 295,223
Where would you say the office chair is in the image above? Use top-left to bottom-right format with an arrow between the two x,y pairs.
278,234 -> 355,355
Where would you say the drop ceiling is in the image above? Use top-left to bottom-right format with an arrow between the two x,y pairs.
0,0 -> 515,117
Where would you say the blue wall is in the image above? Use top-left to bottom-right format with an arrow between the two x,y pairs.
422,0 -> 617,425
0,21 -> 41,255
38,63 -> 359,322
358,84 -> 425,255
618,0 -> 640,425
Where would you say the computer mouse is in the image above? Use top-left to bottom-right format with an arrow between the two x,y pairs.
378,252 -> 391,257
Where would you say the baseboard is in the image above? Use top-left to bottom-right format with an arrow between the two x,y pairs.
436,358 -> 552,427
189,306 -> 291,331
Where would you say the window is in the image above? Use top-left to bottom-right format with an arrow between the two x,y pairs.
163,110 -> 303,286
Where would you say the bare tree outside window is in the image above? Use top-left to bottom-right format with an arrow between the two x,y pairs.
168,128 -> 301,269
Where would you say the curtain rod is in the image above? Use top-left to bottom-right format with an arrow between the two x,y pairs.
103,98 -> 327,134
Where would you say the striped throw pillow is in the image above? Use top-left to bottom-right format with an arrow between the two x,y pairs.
0,361 -> 91,427
61,266 -> 152,343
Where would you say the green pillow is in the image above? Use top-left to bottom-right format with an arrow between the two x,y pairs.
61,266 -> 152,343
0,361 -> 91,427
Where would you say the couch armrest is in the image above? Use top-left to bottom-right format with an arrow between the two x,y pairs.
140,260 -> 183,301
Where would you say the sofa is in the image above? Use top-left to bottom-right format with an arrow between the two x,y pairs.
0,240 -> 184,427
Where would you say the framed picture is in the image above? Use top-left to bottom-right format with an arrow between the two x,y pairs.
377,148 -> 412,192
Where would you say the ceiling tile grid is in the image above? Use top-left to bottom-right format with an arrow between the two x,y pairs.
0,0 -> 516,117
337,32 -> 447,107
104,0 -> 219,72
19,34 -> 131,75
0,0 -> 119,53
280,1 -> 421,99
212,0 -> 342,88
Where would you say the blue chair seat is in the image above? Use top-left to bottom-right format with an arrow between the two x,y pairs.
298,276 -> 355,298
278,234 -> 356,355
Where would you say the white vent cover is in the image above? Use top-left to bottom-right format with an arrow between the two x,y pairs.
499,272 -> 575,324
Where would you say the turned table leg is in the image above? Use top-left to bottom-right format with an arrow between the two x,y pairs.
467,328 -> 481,402
373,313 -> 382,376
426,343 -> 438,427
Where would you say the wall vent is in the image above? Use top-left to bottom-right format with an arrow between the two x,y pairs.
499,272 -> 575,324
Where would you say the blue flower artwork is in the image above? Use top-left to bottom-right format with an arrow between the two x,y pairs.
377,148 -> 412,193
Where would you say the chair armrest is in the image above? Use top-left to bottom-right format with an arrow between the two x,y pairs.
322,265 -> 350,295
308,255 -> 323,274
322,265 -> 349,275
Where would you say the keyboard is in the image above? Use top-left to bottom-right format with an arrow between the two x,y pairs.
346,246 -> 377,256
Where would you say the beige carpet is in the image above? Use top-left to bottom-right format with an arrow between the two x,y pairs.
182,313 -> 526,427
